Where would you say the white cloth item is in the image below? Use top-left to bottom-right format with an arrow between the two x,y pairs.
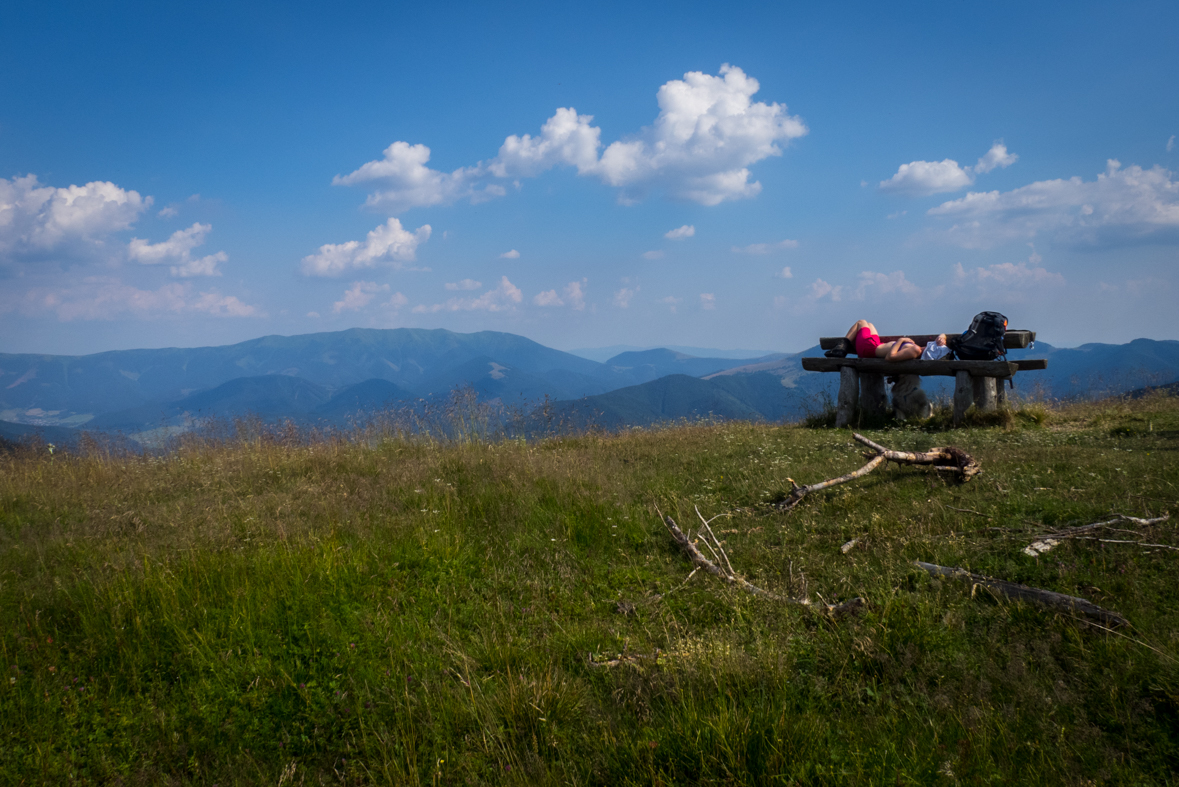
921,341 -> 951,361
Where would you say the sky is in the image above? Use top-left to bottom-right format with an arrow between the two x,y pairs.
2,0 -> 1177,357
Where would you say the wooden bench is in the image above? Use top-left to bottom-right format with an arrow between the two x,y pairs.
801,330 -> 1048,427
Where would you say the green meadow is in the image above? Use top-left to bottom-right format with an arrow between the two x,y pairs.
1,394 -> 1177,785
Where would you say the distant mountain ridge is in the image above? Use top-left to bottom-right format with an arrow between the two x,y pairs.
2,330 -> 1177,442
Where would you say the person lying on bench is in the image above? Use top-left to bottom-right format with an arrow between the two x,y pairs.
843,319 -> 923,361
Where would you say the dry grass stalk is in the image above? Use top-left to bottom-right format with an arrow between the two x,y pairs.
660,507 -> 866,618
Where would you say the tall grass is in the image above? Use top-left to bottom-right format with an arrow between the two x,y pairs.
1,393 -> 1177,784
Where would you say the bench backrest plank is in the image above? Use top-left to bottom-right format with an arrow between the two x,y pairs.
801,357 -> 1047,376
819,330 -> 1035,351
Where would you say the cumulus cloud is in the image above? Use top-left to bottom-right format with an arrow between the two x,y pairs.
334,64 -> 806,212
777,266 -> 793,278
532,279 -> 586,309
808,278 -> 842,301
445,278 -> 482,291
879,142 -> 1018,196
301,218 -> 431,276
412,276 -> 522,313
158,206 -> 178,218
385,292 -> 409,309
613,286 -> 638,308
0,277 -> 261,321
499,249 -> 520,259
332,281 -> 390,313
852,270 -> 918,300
732,239 -> 798,254
699,293 -> 716,310
953,261 -> 1065,287
928,159 -> 1179,248
1169,135 -> 1176,153
128,222 -> 228,277
641,250 -> 664,260
0,174 -> 150,259
664,224 -> 695,240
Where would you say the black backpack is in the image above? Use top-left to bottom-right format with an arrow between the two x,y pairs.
949,311 -> 1008,361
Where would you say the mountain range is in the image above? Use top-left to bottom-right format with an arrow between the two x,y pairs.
2,328 -> 1177,445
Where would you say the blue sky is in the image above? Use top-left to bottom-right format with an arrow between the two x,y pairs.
2,0 -> 1177,356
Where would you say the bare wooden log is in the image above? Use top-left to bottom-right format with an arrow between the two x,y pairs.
953,370 -> 973,426
860,372 -> 888,417
661,511 -> 866,617
803,357 -> 1024,376
914,561 -> 1129,628
836,366 -> 858,428
996,378 -> 1008,407
778,454 -> 885,510
973,377 -> 997,412
852,433 -> 981,479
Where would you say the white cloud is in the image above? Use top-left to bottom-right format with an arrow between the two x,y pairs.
1167,135 -> 1175,153
887,210 -> 908,219
879,142 -> 1017,196
973,142 -> 1019,174
664,224 -> 695,240
641,250 -> 664,260
953,261 -> 1065,287
158,206 -> 178,218
0,276 -> 261,321
532,279 -> 586,309
658,295 -> 682,312
808,278 -> 842,301
499,249 -> 520,259
773,295 -> 789,309
564,279 -> 587,310
385,292 -> 409,309
613,286 -> 638,308
852,270 -> 918,300
732,239 -> 798,254
445,278 -> 482,291
334,64 -> 806,212
301,218 -> 431,276
413,276 -> 522,313
332,281 -> 390,313
0,174 -> 150,258
699,293 -> 716,310
533,289 -> 563,306
928,160 -> 1179,248
128,222 -> 227,277
777,266 -> 793,279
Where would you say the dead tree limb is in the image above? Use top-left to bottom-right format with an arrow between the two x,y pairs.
661,510 -> 866,617
1023,513 -> 1170,556
914,560 -> 1129,628
778,454 -> 885,511
852,433 -> 982,479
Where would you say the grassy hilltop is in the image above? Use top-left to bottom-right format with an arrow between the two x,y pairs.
1,395 -> 1178,785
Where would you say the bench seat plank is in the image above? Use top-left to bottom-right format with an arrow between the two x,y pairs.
801,358 -> 1047,376
819,330 -> 1035,351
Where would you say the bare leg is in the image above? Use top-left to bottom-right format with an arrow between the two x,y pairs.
845,320 -> 875,341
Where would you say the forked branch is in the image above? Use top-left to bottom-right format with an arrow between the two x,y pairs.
661,508 -> 866,618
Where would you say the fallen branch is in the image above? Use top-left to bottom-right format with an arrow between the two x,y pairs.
661,508 -> 866,617
776,435 -> 981,511
852,434 -> 982,479
778,454 -> 885,511
914,560 -> 1129,628
1023,513 -> 1170,556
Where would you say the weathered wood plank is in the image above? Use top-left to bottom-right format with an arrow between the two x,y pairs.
836,366 -> 858,428
802,358 -> 1019,377
820,330 -> 1035,351
953,371 -> 973,426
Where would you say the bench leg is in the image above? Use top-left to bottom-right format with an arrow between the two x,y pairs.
997,378 -> 1009,407
973,377 -> 997,412
860,372 -> 887,419
836,366 -> 858,428
953,371 -> 973,426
